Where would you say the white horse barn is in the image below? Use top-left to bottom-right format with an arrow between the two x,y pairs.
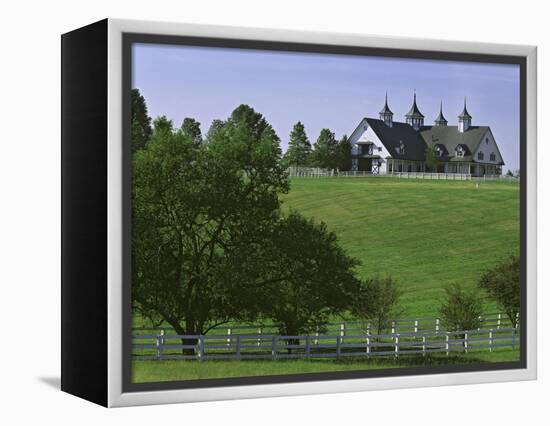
348,94 -> 505,176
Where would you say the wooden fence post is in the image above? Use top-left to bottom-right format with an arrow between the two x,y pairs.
497,313 -> 502,329
414,320 -> 419,334
340,322 -> 345,344
435,318 -> 440,334
489,329 -> 494,352
236,336 -> 241,360
515,312 -> 520,329
305,335 -> 311,359
366,333 -> 371,356
257,327 -> 262,347
314,328 -> 319,345
198,335 -> 205,362
391,320 -> 396,334
226,327 -> 232,349
394,334 -> 400,358
422,334 -> 427,357
464,332 -> 469,353
271,335 -> 278,360
511,328 -> 516,350
445,332 -> 450,356
156,329 -> 165,361
336,335 -> 341,359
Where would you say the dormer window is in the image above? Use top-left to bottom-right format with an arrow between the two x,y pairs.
490,152 -> 496,162
456,146 -> 464,158
395,141 -> 405,155
478,151 -> 484,161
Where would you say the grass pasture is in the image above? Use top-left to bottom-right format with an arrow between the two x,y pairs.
281,177 -> 520,318
132,346 -> 520,383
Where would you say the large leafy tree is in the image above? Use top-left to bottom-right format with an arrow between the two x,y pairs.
260,212 -> 362,342
310,128 -> 339,169
132,105 -> 289,350
131,88 -> 152,152
479,255 -> 520,327
283,121 -> 311,167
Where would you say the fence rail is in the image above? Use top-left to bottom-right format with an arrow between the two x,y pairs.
132,327 -> 519,361
286,167 -> 519,183
134,312 -> 519,341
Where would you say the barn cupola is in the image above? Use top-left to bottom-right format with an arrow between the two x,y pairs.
458,97 -> 472,132
434,101 -> 448,126
379,92 -> 394,127
405,92 -> 425,131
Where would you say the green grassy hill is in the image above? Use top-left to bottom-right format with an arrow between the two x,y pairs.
281,177 -> 520,318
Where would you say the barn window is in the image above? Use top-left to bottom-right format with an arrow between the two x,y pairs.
456,146 -> 464,158
490,152 -> 496,161
478,151 -> 484,161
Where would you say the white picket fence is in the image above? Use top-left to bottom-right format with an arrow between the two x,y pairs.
132,327 -> 518,361
134,312 -> 519,341
287,167 -> 518,183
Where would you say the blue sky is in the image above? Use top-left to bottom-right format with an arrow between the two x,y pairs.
133,43 -> 520,172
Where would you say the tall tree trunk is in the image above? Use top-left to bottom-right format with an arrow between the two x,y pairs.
172,322 -> 198,356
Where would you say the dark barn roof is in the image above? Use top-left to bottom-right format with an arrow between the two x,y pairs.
365,118 -> 427,161
419,125 -> 488,159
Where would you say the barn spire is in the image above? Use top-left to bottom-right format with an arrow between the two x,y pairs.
434,101 -> 448,126
405,91 -> 424,131
379,91 -> 394,127
458,97 -> 472,132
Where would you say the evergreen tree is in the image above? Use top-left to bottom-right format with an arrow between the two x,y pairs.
311,128 -> 339,169
283,121 -> 311,167
336,135 -> 352,171
180,117 -> 202,146
131,88 -> 152,152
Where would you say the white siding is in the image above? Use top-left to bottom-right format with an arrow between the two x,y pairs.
473,129 -> 504,166
349,119 -> 392,173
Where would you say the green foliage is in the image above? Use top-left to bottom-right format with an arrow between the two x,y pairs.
283,121 -> 311,167
180,117 -> 202,146
261,212 -> 362,337
206,119 -> 225,141
479,255 -> 520,326
336,135 -> 352,171
439,283 -> 483,332
310,128 -> 339,169
131,88 -> 152,152
152,115 -> 174,134
132,105 -> 288,340
424,144 -> 439,172
352,275 -> 402,335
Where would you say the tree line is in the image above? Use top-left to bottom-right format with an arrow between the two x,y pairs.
131,89 -> 393,353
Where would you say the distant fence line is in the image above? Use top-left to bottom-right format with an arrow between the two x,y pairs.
132,327 -> 519,362
286,167 -> 519,183
134,312 -> 519,340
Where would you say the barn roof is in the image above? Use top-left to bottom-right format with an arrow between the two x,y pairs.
365,118 -> 427,161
